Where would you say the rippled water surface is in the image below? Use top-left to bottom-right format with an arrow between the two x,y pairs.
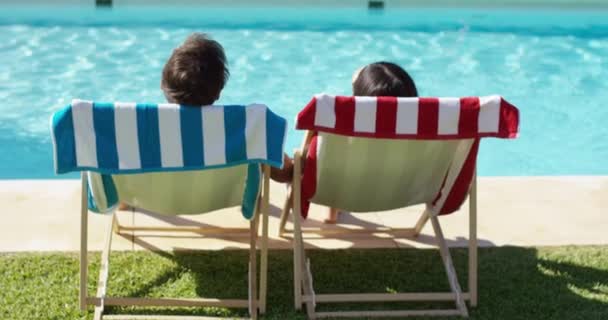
1,6 -> 607,178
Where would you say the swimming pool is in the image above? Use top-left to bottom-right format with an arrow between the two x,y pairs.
1,5 -> 607,178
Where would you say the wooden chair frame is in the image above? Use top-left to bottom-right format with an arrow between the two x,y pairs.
279,136 -> 478,319
79,166 -> 271,320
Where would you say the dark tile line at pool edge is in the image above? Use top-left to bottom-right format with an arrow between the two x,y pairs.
4,0 -> 608,9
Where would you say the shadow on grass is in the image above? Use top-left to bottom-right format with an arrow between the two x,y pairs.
102,246 -> 608,320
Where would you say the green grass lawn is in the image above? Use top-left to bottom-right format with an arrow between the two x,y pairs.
1,246 -> 607,320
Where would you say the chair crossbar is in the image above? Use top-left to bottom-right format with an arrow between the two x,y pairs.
88,297 -> 252,308
314,309 -> 464,318
103,315 -> 249,320
303,292 -> 471,303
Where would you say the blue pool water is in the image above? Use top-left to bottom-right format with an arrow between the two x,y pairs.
1,6 -> 607,178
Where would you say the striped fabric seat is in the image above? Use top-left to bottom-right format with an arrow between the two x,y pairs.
51,100 -> 287,219
296,94 -> 519,217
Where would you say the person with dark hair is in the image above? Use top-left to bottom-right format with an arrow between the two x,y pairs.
325,61 -> 418,223
352,61 -> 418,97
161,33 -> 229,106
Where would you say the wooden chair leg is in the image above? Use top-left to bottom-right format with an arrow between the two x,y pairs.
112,212 -> 120,234
259,166 -> 270,314
413,208 -> 430,237
80,173 -> 88,312
249,216 -> 258,320
469,171 -> 478,307
300,238 -> 316,319
292,152 -> 303,310
94,213 -> 116,320
430,215 -> 468,317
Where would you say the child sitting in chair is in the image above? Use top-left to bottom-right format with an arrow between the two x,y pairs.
120,33 -> 292,211
161,33 -> 294,183
324,61 -> 418,223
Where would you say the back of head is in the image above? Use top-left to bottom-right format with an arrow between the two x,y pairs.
161,33 -> 229,106
352,61 -> 418,97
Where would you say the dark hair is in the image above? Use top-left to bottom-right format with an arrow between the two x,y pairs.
352,61 -> 418,97
161,33 -> 229,106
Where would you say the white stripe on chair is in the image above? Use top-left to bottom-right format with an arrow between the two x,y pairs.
354,96 -> 377,133
395,98 -> 419,134
72,100 -> 98,168
438,98 -> 461,135
246,104 -> 268,160
314,94 -> 336,129
157,103 -> 184,168
478,96 -> 501,133
114,102 -> 141,170
202,107 -> 227,166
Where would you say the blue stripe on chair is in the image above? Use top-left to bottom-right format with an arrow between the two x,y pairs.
267,108 -> 286,166
93,102 -> 119,170
242,164 -> 261,219
180,106 -> 205,167
52,106 -> 76,174
224,106 -> 247,163
136,103 -> 162,169
101,173 -> 118,209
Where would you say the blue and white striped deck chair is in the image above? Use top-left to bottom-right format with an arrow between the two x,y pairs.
51,99 -> 287,320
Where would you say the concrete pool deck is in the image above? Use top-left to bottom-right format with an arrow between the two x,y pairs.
1,176 -> 607,252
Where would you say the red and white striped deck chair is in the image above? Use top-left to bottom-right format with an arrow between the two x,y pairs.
280,94 -> 519,318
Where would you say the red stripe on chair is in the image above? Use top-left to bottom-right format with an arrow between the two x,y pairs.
335,96 -> 356,133
438,139 -> 480,215
297,97 -> 317,130
418,98 -> 439,137
300,133 -> 319,218
500,98 -> 520,138
376,96 -> 398,137
458,97 -> 480,135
